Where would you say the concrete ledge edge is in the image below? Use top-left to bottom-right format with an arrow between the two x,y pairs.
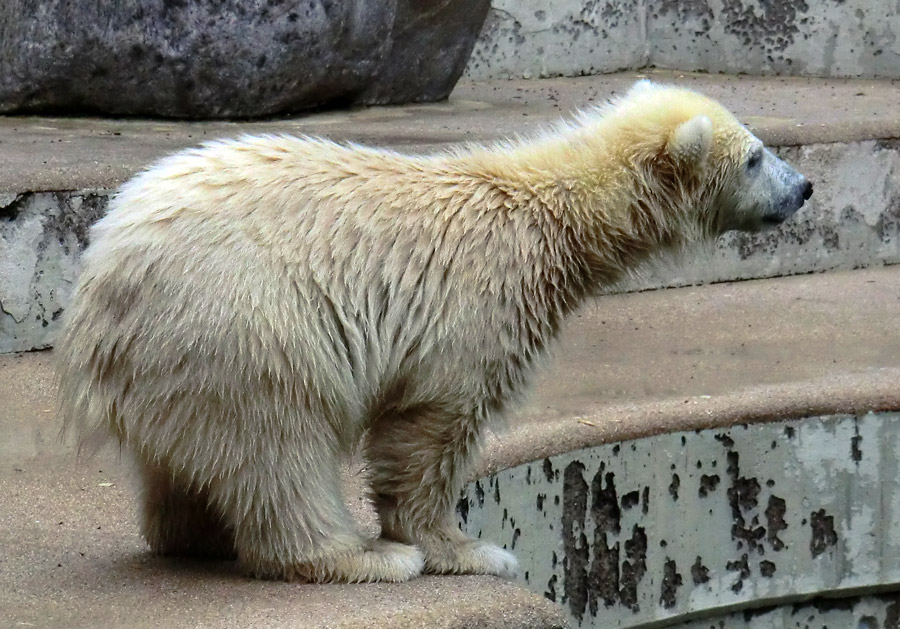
479,367 -> 900,477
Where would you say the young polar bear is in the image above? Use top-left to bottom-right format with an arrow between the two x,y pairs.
58,81 -> 812,583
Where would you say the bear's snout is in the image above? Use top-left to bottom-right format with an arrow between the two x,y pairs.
762,170 -> 813,227
791,177 -> 813,212
802,180 -> 813,201
792,177 -> 813,213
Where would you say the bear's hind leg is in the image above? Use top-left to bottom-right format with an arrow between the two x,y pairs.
204,427 -> 424,583
366,407 -> 519,578
139,459 -> 236,559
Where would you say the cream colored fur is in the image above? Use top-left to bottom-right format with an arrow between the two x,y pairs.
58,82 -> 794,582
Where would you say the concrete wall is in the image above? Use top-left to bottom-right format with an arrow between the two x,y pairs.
3,138 -> 897,353
676,593 -> 900,628
464,1 -> 900,80
458,412 -> 900,628
0,191 -> 108,353
463,1 -> 646,80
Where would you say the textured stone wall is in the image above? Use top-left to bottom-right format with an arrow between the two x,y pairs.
463,1 -> 646,80
0,0 -> 489,117
458,412 -> 900,627
465,0 -> 900,80
0,191 -> 109,353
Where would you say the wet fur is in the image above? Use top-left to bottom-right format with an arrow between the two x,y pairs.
57,82 -> 798,582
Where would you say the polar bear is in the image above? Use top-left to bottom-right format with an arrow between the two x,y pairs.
58,81 -> 812,583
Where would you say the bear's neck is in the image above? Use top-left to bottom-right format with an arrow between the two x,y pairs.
460,139 -> 688,309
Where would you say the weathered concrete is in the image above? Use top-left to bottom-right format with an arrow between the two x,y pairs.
2,73 -> 899,353
522,266 -> 900,420
464,1 -> 646,81
0,191 -> 110,353
464,1 -> 900,80
649,1 -> 900,80
483,266 -> 900,478
461,412 -> 900,628
675,592 -> 900,628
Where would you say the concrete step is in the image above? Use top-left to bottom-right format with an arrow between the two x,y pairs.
2,464 -> 562,629
2,70 -> 899,353
4,71 -> 899,193
4,266 -> 899,628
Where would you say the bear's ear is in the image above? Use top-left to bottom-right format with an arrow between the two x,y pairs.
667,115 -> 713,169
627,79 -> 656,97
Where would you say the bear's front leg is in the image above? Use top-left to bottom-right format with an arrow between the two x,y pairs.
205,426 -> 426,584
365,407 -> 519,578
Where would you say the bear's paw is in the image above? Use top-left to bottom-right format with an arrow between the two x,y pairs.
424,540 -> 519,579
290,539 -> 426,583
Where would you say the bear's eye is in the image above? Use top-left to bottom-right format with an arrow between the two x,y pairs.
746,148 -> 763,171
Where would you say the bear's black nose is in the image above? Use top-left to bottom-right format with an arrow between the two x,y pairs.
802,180 -> 813,201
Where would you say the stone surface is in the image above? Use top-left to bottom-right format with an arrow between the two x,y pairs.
359,0 -> 490,106
482,265 -> 900,476
648,0 -> 900,80
464,0 -> 646,80
0,191 -> 109,353
0,0 -> 488,118
675,593 -> 900,628
461,412 -> 900,628
465,0 -> 900,80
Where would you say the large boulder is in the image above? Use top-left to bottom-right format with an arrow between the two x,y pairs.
0,0 -> 489,118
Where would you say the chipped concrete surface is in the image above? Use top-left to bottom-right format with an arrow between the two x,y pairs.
459,413 -> 900,627
0,191 -> 109,352
651,0 -> 900,80
465,0 -> 900,80
674,592 -> 900,628
464,1 -> 647,81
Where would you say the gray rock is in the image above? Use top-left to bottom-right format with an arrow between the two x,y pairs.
0,0 -> 489,119
361,0 -> 491,105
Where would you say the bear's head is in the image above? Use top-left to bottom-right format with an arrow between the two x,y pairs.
582,80 -> 813,237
